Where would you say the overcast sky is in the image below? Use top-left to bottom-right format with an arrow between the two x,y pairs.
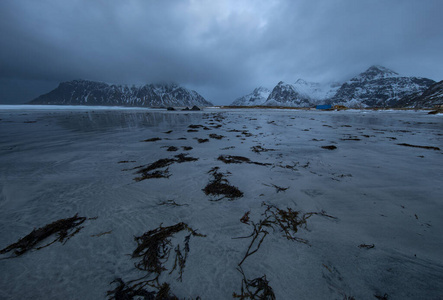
1,0 -> 442,105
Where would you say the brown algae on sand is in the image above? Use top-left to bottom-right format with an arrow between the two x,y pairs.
0,214 -> 88,257
203,167 -> 244,201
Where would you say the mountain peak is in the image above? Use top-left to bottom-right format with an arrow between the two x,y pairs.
252,86 -> 270,93
333,66 -> 435,107
295,78 -> 308,85
151,81 -> 179,88
368,65 -> 398,74
352,65 -> 399,82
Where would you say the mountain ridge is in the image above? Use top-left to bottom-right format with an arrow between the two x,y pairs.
29,79 -> 213,107
330,65 -> 435,107
394,80 -> 443,108
230,65 -> 436,108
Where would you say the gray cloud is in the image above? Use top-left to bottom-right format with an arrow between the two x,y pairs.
1,0 -> 442,105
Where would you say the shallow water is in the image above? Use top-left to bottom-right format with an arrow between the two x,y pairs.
1,107 -> 442,299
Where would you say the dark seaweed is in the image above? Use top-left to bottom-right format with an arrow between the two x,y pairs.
209,134 -> 224,140
136,159 -> 175,174
217,155 -> 271,166
107,279 -> 178,300
118,160 -> 136,164
374,293 -> 389,300
134,169 -> 171,181
235,217 -> 273,266
132,223 -> 204,274
188,124 -> 204,129
134,154 -> 198,181
196,138 -> 209,143
108,222 -> 204,299
263,183 -> 289,193
166,146 -> 179,152
0,214 -> 87,257
397,143 -> 440,150
158,200 -> 188,207
240,211 -> 250,224
251,146 -> 275,153
90,230 -> 112,238
321,145 -> 337,150
233,266 -> 276,300
203,167 -> 243,201
235,203 -> 337,266
174,153 -> 198,163
358,243 -> 375,249
142,138 -> 162,142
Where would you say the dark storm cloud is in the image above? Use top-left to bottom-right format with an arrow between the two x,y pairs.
1,0 -> 442,105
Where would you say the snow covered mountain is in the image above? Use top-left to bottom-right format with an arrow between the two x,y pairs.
348,65 -> 400,82
232,66 -> 436,108
29,80 -> 213,107
330,65 -> 435,108
230,87 -> 270,106
263,81 -> 311,107
291,79 -> 341,102
395,80 -> 443,108
231,80 -> 340,107
262,80 -> 340,107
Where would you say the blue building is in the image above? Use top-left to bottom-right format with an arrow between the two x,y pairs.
316,104 -> 332,110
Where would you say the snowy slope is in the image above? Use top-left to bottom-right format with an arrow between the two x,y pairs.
245,66 -> 435,108
292,79 -> 341,103
349,65 -> 400,82
29,80 -> 213,107
264,81 -> 311,107
235,81 -> 339,107
263,80 -> 340,107
330,66 -> 435,108
395,80 -> 443,108
230,87 -> 271,106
